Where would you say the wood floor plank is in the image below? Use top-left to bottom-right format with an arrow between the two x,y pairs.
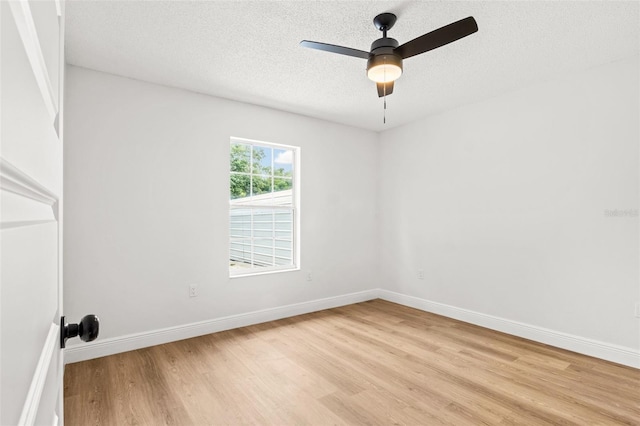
65,299 -> 640,425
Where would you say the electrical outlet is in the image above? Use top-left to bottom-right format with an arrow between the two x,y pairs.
189,284 -> 198,298
417,269 -> 424,280
635,302 -> 640,318
306,272 -> 313,282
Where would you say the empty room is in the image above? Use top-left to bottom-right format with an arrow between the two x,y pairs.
1,0 -> 639,424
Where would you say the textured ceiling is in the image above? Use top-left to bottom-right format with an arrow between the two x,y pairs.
65,1 -> 639,132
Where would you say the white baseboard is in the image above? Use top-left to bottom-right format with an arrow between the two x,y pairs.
65,288 -> 640,369
378,289 -> 640,369
64,289 -> 379,364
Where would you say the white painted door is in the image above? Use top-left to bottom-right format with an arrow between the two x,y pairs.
1,0 -> 66,424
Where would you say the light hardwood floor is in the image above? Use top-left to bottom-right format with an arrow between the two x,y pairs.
64,299 -> 640,425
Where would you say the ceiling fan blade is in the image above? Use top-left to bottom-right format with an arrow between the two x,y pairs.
300,40 -> 370,59
396,16 -> 478,59
376,81 -> 394,98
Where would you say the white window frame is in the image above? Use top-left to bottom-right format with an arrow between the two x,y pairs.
229,137 -> 300,277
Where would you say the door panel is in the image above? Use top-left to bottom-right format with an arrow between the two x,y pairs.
1,0 -> 64,424
2,1 -> 61,191
33,326 -> 62,426
1,190 -> 56,226
27,0 -> 60,109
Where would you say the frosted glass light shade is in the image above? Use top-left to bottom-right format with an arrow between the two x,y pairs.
367,63 -> 402,83
366,54 -> 403,83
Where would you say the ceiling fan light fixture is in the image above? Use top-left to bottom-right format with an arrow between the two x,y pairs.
367,55 -> 402,83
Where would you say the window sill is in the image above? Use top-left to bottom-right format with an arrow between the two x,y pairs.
229,266 -> 300,279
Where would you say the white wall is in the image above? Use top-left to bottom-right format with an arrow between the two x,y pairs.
379,57 -> 639,351
63,66 -> 379,345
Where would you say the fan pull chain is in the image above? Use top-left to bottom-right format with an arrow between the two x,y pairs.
383,58 -> 387,124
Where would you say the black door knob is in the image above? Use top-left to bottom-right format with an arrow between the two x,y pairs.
60,314 -> 100,348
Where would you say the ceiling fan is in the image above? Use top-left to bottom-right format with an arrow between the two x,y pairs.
300,13 -> 478,98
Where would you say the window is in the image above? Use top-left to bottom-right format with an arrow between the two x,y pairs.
229,138 -> 298,276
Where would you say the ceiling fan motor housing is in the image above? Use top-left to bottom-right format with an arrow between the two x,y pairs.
367,38 -> 403,83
